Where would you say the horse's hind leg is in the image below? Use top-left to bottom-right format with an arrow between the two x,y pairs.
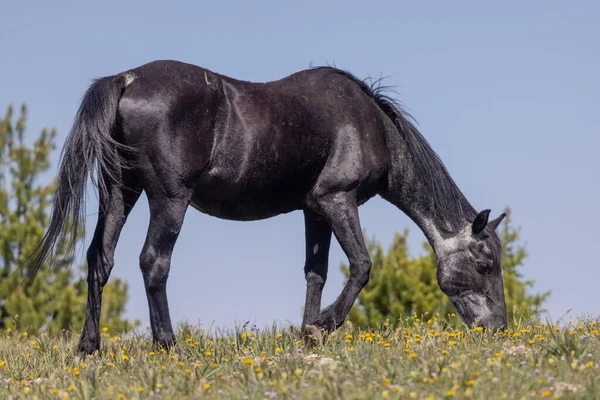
78,174 -> 141,354
139,190 -> 192,349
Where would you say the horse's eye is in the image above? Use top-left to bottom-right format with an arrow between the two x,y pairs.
476,263 -> 492,275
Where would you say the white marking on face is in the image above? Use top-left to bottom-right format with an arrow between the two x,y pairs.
124,73 -> 136,87
204,71 -> 211,85
313,243 -> 319,255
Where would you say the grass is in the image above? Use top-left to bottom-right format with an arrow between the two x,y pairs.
0,315 -> 598,399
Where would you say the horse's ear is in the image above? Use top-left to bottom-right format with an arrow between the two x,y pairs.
487,212 -> 506,231
472,209 -> 491,235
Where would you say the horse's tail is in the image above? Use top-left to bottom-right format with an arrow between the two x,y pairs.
26,74 -> 132,285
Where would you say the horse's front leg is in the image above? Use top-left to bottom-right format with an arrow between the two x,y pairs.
310,191 -> 371,332
301,210 -> 332,331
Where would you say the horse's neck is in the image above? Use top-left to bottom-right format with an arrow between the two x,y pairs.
381,136 -> 471,255
389,198 -> 452,256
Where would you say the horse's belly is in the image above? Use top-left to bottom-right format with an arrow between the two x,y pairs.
189,195 -> 298,221
190,171 -> 306,221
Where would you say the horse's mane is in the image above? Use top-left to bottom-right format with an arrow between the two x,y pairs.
312,66 -> 477,231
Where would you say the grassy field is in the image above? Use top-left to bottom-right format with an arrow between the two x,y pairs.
0,315 -> 598,399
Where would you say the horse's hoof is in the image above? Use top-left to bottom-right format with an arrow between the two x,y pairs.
77,338 -> 100,355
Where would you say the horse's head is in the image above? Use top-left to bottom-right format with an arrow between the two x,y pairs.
436,210 -> 507,330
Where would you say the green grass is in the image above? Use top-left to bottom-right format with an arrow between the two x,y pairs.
0,315 -> 598,399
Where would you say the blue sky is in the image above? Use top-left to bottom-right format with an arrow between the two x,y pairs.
1,1 -> 598,330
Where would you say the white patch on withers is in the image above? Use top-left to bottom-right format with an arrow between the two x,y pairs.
313,244 -> 319,255
124,73 -> 136,87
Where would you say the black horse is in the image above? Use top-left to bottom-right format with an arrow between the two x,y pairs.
30,60 -> 507,354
